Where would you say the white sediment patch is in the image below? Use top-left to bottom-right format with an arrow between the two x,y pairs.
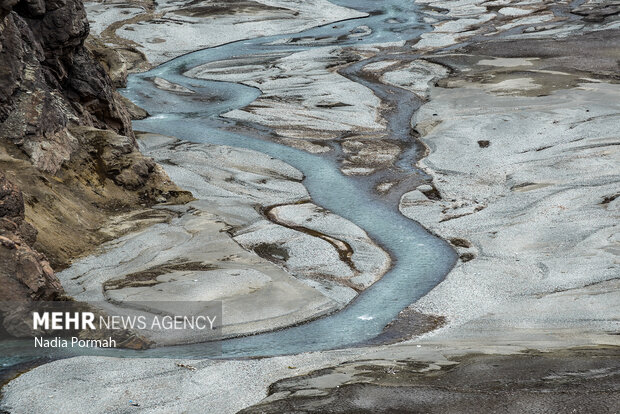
152,77 -> 195,94
267,202 -> 391,289
498,6 -> 535,16
496,12 -> 555,31
103,0 -> 367,65
84,2 -> 144,36
413,0 -> 495,49
411,0 -> 574,51
186,46 -> 385,141
400,81 -> 620,343
380,60 -> 449,99
476,57 -> 538,67
484,77 -> 539,93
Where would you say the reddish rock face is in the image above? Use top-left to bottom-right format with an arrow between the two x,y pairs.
0,173 -> 64,332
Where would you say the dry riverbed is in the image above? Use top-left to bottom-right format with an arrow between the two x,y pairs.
55,132 -> 389,344
85,0 -> 366,72
1,0 -> 619,413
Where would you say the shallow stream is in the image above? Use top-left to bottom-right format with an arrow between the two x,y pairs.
1,0 -> 456,369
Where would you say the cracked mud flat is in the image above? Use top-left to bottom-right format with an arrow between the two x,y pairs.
1,0 -> 619,413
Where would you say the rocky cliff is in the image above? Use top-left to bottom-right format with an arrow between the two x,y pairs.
0,0 -> 134,173
0,173 -> 61,308
0,0 -> 191,328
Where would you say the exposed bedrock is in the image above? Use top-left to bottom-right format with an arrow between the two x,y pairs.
0,172 -> 62,309
0,0 -> 132,174
0,0 -> 191,332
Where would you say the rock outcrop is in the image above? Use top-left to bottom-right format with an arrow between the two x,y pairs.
0,173 -> 62,308
0,0 -> 191,330
0,0 -> 132,174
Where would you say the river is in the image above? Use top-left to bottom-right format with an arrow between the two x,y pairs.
1,0 -> 456,370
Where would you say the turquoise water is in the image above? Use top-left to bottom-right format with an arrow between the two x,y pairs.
1,0 -> 456,366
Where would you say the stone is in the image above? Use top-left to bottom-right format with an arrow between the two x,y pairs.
0,173 -> 64,334
0,0 -> 193,325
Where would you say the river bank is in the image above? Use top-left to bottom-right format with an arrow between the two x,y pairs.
55,132 -> 392,344
49,0 -> 455,355
1,0 -> 619,412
